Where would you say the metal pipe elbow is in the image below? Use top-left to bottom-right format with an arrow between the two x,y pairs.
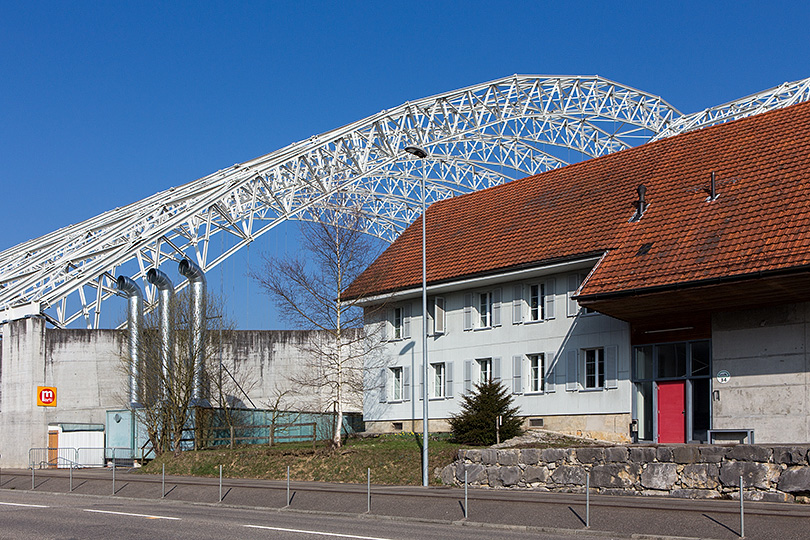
116,275 -> 143,298
146,268 -> 174,290
178,258 -> 206,283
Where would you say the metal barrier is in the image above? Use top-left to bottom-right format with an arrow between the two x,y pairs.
29,447 -> 141,469
28,447 -> 79,469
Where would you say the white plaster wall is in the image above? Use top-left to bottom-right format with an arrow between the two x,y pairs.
364,269 -> 632,437
712,302 -> 810,443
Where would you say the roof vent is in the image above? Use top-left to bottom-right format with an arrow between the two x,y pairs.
636,242 -> 653,256
706,171 -> 719,201
630,184 -> 648,222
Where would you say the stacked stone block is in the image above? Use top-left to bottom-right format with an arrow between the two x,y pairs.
440,445 -> 810,502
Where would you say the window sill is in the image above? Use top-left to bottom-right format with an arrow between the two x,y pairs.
429,396 -> 447,401
473,326 -> 492,331
524,391 -> 546,396
524,319 -> 545,325
579,387 -> 605,393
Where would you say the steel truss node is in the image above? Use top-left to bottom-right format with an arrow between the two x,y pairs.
1,74 -> 808,329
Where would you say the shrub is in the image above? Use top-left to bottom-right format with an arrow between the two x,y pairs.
449,380 -> 523,446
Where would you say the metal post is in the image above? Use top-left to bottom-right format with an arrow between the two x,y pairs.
219,465 -> 223,502
740,475 -> 744,538
464,469 -> 468,519
286,465 -> 290,506
31,467 -> 34,490
586,472 -> 590,528
162,464 -> 165,498
367,468 -> 371,513
112,459 -> 116,495
69,465 -> 73,492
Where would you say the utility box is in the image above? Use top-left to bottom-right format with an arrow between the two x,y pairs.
105,409 -> 154,464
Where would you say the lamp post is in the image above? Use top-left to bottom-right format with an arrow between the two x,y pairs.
404,145 -> 429,487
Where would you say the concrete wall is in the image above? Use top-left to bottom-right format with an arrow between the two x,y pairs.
712,302 -> 810,443
0,320 -> 361,467
364,267 -> 633,442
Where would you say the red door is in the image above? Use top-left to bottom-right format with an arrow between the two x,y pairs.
657,381 -> 685,443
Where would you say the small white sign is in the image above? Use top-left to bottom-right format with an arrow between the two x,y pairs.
716,370 -> 731,384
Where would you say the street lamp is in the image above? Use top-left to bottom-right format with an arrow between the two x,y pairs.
404,145 -> 429,487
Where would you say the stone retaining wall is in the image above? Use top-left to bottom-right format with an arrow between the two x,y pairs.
440,445 -> 810,502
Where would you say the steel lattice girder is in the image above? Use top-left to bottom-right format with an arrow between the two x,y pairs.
1,74 -> 809,329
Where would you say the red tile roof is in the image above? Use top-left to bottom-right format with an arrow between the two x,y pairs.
346,100 -> 810,300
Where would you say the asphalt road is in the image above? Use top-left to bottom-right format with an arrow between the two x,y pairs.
3,468 -> 810,539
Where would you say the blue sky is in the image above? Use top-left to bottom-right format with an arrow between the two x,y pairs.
1,1 -> 809,329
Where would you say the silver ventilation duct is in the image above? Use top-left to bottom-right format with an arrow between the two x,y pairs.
146,268 -> 174,400
178,258 -> 207,406
116,275 -> 143,408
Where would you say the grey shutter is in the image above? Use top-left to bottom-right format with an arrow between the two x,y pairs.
492,357 -> 501,381
605,345 -> 618,389
512,355 -> 523,394
435,297 -> 445,334
463,293 -> 473,331
403,366 -> 411,402
545,278 -> 556,320
492,288 -> 502,327
382,309 -> 390,340
464,360 -> 472,393
566,349 -> 578,391
403,303 -> 412,339
445,362 -> 453,398
555,351 -> 567,389
545,352 -> 556,393
512,284 -> 523,324
418,364 -> 424,400
567,274 -> 580,317
379,368 -> 387,402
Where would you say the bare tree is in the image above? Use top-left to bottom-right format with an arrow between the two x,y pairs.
122,290 -> 243,456
251,204 -> 385,448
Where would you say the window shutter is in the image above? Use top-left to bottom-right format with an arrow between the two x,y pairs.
605,345 -> 618,389
435,297 -> 445,334
464,360 -> 472,393
512,284 -> 523,324
545,278 -> 556,320
566,349 -> 578,391
567,274 -> 580,317
492,288 -> 502,327
463,293 -> 473,331
555,351 -> 567,389
379,368 -> 387,402
382,309 -> 391,340
403,303 -> 412,339
545,352 -> 556,393
492,357 -> 501,381
403,366 -> 411,402
418,364 -> 424,401
445,362 -> 453,398
512,355 -> 523,394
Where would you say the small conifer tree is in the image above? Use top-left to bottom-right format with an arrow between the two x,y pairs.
449,380 -> 524,446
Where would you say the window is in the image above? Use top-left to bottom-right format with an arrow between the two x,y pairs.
529,284 -> 544,322
431,362 -> 445,398
528,353 -> 545,392
431,296 -> 446,335
583,348 -> 605,389
478,358 -> 492,384
390,367 -> 403,401
392,307 -> 403,339
479,292 -> 492,327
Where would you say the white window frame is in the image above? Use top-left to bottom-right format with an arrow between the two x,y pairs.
581,348 -> 605,389
477,358 -> 492,384
528,353 -> 545,393
432,296 -> 446,335
390,366 -> 403,401
528,283 -> 544,322
431,362 -> 446,398
392,307 -> 403,340
478,291 -> 492,328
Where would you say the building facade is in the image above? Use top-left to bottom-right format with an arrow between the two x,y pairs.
350,100 -> 810,445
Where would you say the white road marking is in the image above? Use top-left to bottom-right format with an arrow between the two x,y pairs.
244,525 -> 393,540
83,509 -> 181,520
0,502 -> 49,508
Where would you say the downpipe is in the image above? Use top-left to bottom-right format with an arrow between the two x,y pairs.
116,276 -> 143,408
146,268 -> 174,401
178,258 -> 207,406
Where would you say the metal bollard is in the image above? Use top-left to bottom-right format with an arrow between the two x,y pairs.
740,475 -> 744,538
286,465 -> 290,507
112,460 -> 116,495
162,464 -> 165,498
367,468 -> 371,513
586,471 -> 590,528
219,465 -> 223,502
464,469 -> 468,519
69,465 -> 73,492
31,467 -> 35,490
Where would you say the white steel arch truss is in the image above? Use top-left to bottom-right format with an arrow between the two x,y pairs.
1,74 -> 808,329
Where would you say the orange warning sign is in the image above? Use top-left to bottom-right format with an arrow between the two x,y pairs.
37,386 -> 57,407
